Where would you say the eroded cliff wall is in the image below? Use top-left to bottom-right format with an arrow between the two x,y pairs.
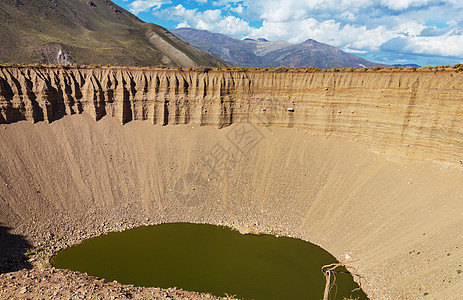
1,66 -> 462,164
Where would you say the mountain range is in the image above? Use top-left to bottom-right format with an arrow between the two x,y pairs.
171,28 -> 387,69
0,0 -> 389,69
0,0 -> 228,67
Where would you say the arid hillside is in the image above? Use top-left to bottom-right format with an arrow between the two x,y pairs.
1,66 -> 463,299
0,0 -> 229,67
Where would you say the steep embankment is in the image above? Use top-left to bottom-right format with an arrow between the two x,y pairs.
1,66 -> 463,299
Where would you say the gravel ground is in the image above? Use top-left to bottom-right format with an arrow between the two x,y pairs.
0,268 -> 226,299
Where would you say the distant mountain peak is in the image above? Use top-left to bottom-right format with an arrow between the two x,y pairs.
170,28 -> 388,69
302,39 -> 320,45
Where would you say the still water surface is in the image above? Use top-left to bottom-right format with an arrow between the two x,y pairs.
51,223 -> 367,299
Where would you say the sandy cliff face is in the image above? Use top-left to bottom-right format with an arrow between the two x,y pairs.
1,66 -> 463,300
1,66 -> 462,164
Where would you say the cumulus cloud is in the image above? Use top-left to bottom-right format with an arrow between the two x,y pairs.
380,0 -> 433,10
128,0 -> 171,14
156,4 -> 253,35
230,4 -> 244,14
404,34 -> 463,57
419,26 -> 450,37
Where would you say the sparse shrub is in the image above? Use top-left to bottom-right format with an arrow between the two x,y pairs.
275,66 -> 289,73
196,66 -> 211,73
455,65 -> 463,73
25,246 -> 43,256
235,67 -> 248,72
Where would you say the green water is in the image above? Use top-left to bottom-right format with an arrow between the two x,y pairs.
51,223 -> 367,299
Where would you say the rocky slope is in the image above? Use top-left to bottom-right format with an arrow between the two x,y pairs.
0,269 -> 223,299
171,28 -> 387,68
0,0 -> 228,67
1,66 -> 463,299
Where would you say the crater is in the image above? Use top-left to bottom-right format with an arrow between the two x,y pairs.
1,67 -> 463,299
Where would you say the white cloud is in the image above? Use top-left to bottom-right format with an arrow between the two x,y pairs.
128,0 -> 171,14
212,0 -> 243,6
230,4 -> 244,14
246,0 -> 372,22
126,0 -> 463,64
340,11 -> 356,21
403,33 -> 463,56
176,21 -> 190,28
218,16 -> 252,35
156,4 -> 253,35
380,0 -> 432,10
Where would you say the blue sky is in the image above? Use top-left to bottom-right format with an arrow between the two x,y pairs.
113,0 -> 463,66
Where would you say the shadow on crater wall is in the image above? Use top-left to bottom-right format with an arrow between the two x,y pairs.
0,224 -> 32,274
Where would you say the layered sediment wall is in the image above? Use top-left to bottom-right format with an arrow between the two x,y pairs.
1,66 -> 463,299
1,66 -> 463,163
